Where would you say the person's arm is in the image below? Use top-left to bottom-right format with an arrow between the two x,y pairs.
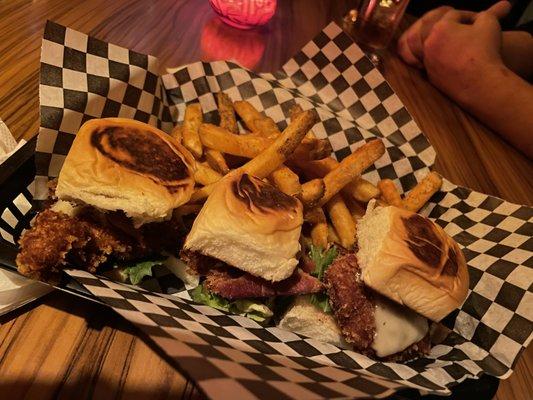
456,63 -> 533,157
397,2 -> 510,68
399,4 -> 533,158
501,31 -> 533,81
397,1 -> 533,81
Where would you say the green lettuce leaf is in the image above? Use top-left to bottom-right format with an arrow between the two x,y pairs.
308,245 -> 338,314
230,300 -> 273,322
191,285 -> 273,323
310,292 -> 332,313
190,284 -> 231,312
122,259 -> 164,285
309,245 -> 338,281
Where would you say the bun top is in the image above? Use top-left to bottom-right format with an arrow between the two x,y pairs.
56,118 -> 195,226
357,205 -> 469,322
184,172 -> 303,282
226,173 -> 303,234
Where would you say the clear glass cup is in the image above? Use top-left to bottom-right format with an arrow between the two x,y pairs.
353,0 -> 410,51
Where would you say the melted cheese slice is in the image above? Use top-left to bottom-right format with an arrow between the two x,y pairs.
371,296 -> 428,357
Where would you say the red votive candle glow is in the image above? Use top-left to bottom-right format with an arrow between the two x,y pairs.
209,0 -> 277,30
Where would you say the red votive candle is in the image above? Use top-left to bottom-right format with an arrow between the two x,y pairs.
209,0 -> 277,30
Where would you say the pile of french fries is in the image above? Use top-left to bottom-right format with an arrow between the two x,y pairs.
171,92 -> 443,250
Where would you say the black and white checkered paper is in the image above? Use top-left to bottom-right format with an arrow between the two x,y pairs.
1,20 -> 531,399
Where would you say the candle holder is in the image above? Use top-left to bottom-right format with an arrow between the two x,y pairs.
201,17 -> 266,69
209,0 -> 277,30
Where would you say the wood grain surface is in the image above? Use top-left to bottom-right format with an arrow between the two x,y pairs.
0,0 -> 531,399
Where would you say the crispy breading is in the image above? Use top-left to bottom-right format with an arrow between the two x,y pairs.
324,252 -> 430,361
324,253 -> 376,351
16,207 -> 185,282
17,210 -> 92,281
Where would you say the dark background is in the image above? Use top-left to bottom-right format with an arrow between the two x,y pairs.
407,0 -> 532,30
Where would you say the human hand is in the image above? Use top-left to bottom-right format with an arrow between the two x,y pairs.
397,1 -> 511,68
421,6 -> 511,107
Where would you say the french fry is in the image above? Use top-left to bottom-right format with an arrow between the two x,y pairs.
403,171 -> 443,212
193,93 -> 234,176
290,104 -> 317,139
377,179 -> 403,207
296,157 -> 380,202
345,178 -> 380,202
327,224 -> 340,245
318,140 -> 385,206
233,100 -> 264,131
299,178 -> 325,208
191,110 -> 316,202
253,117 -> 280,139
217,92 -> 238,134
199,124 -> 270,157
296,138 -> 332,161
170,124 -> 183,143
326,194 -> 357,249
344,195 -> 366,221
205,149 -> 230,175
241,110 -> 316,178
289,104 -> 304,121
194,162 -> 223,186
269,166 -> 301,196
183,103 -> 203,158
175,204 -> 203,216
189,184 -> 212,203
304,207 -> 328,248
234,100 -> 280,138
200,124 -> 331,161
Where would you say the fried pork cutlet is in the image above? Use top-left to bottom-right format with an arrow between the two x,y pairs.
324,253 -> 376,351
16,209 -> 134,281
17,210 -> 91,281
324,253 -> 430,362
16,206 -> 185,282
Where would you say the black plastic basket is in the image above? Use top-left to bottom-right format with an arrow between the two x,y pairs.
0,138 -> 99,304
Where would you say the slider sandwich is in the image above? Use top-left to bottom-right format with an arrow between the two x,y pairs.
279,205 -> 469,361
181,172 -> 323,322
17,118 -> 196,281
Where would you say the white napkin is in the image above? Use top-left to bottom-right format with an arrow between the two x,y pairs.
0,118 -> 26,165
0,118 -> 51,316
0,270 -> 52,316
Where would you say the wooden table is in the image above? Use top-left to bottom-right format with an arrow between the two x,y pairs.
0,0 -> 531,399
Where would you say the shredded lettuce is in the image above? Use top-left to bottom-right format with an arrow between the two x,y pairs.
163,255 -> 200,289
191,284 -> 273,323
310,292 -> 332,313
232,299 -> 273,322
120,259 -> 164,285
308,245 -> 338,314
309,245 -> 338,281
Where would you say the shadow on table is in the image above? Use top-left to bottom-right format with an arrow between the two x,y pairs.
0,379 -> 204,400
0,292 -> 500,400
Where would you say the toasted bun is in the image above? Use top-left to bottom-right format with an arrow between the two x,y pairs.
56,118 -> 195,226
357,205 -> 469,322
278,295 -> 350,349
184,172 -> 303,282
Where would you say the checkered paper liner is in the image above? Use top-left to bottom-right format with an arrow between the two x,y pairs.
0,20 -> 531,399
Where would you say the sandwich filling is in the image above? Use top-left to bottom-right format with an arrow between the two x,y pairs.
181,250 -> 323,299
184,174 -> 303,282
17,200 -> 184,282
324,252 -> 429,360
